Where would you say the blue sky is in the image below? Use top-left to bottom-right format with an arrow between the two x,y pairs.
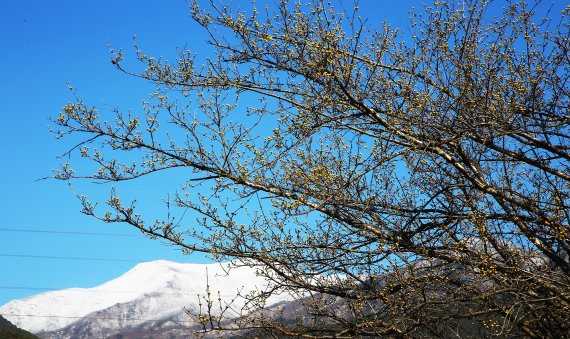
0,0 -> 565,307
0,0 -> 213,306
0,0 -> 414,307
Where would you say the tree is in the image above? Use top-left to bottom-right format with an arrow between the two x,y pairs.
0,315 -> 39,339
53,0 -> 569,337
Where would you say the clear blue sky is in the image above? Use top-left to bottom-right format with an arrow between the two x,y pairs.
0,0 -> 214,306
0,0 -> 564,307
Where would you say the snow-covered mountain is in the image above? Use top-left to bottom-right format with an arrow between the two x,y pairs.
0,260 -> 292,338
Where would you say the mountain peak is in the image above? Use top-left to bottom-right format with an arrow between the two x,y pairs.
0,261 -> 289,336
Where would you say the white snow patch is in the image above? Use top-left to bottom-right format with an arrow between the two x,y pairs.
0,260 -> 290,334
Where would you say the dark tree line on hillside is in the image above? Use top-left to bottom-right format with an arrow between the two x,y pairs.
53,0 -> 570,337
0,315 -> 39,339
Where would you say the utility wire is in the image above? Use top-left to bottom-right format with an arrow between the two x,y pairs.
0,227 -> 136,237
0,286 -> 55,292
0,313 -> 197,324
0,286 -> 172,294
0,253 -> 143,263
0,286 -> 239,297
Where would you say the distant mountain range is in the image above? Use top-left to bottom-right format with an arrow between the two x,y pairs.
0,261 -> 293,338
1,259 -> 537,338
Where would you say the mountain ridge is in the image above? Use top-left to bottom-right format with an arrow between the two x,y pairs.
0,260 -> 292,338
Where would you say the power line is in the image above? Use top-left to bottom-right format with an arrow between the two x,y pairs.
0,253 -> 143,263
0,227 -> 136,237
0,286 -> 242,299
0,286 -> 237,297
0,286 -> 156,294
0,286 -> 54,292
0,313 -> 197,324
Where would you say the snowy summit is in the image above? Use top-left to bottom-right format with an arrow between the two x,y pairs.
0,261 -> 290,337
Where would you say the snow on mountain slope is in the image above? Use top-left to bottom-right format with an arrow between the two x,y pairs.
0,260 -> 290,334
39,293 -> 193,339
